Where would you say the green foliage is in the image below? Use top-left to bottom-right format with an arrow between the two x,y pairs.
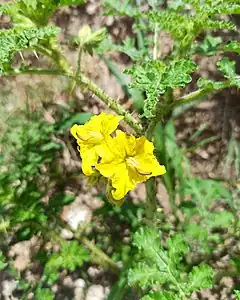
0,251 -> 8,270
59,112 -> 93,130
0,26 -> 59,74
224,40 -> 240,54
43,241 -> 88,284
149,0 -> 239,53
195,35 -> 222,56
35,287 -> 54,300
0,0 -> 84,26
0,0 -> 239,299
126,59 -> 196,117
103,0 -> 141,17
217,57 -> 240,87
97,38 -> 148,61
77,25 -> 107,55
128,228 -> 214,298
235,290 -> 240,300
142,291 -> 178,300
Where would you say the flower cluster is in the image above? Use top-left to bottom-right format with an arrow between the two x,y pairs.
71,113 -> 166,204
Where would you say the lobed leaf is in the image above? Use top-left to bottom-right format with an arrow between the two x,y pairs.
0,26 -> 59,74
186,264 -> 214,293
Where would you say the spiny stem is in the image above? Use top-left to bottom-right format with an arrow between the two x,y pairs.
6,66 -> 143,135
69,46 -> 83,94
153,23 -> 159,60
174,78 -> 240,108
145,119 -> 159,222
77,74 -> 143,135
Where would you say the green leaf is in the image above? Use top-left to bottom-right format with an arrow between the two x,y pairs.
206,211 -> 234,229
40,142 -> 62,151
44,241 -> 88,283
224,40 -> 240,54
59,112 -> 92,130
0,251 -> 7,270
196,35 -> 222,56
0,0 -> 84,26
0,26 -> 59,74
35,287 -> 54,300
103,0 -> 140,17
217,57 -> 237,79
167,234 -> 189,266
126,59 -> 196,118
162,59 -> 197,88
186,264 -> 214,293
235,290 -> 240,300
133,228 -> 168,267
128,262 -> 167,288
125,60 -> 166,117
197,78 -> 226,90
142,291 -> 180,300
77,25 -> 107,55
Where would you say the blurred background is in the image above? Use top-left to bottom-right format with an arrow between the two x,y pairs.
0,0 -> 239,299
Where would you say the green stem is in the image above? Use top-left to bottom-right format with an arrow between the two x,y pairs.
173,88 -> 210,107
145,118 -> 158,140
145,178 -> 157,221
81,237 -> 120,274
153,23 -> 159,60
173,78 -> 239,108
5,66 -> 143,135
145,119 -> 159,221
5,68 -> 61,76
73,73 -> 143,135
44,45 -> 143,135
69,46 -> 83,93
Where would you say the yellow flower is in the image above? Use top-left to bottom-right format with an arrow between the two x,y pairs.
96,130 -> 166,201
70,113 -> 123,176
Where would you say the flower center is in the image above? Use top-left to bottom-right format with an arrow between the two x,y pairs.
87,130 -> 104,141
126,157 -> 139,168
126,156 -> 152,176
77,131 -> 103,143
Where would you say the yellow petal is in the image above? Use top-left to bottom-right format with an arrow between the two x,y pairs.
80,145 -> 99,176
70,113 -> 123,145
98,113 -> 124,136
111,163 -> 136,200
133,137 -> 166,178
70,124 -> 81,140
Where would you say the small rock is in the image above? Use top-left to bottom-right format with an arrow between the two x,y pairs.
74,279 -> 86,289
87,266 -> 102,278
61,228 -> 74,240
85,285 -> 105,300
2,280 -> 17,299
63,276 -> 74,287
105,16 -> 114,26
74,287 -> 85,300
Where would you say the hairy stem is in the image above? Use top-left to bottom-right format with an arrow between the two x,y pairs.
153,23 -> 159,60
145,178 -> 157,221
145,119 -> 159,221
5,67 -> 143,135
76,74 -> 143,135
173,78 -> 240,108
69,46 -> 83,93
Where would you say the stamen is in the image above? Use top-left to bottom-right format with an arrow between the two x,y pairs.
136,169 -> 152,176
76,132 -> 90,141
